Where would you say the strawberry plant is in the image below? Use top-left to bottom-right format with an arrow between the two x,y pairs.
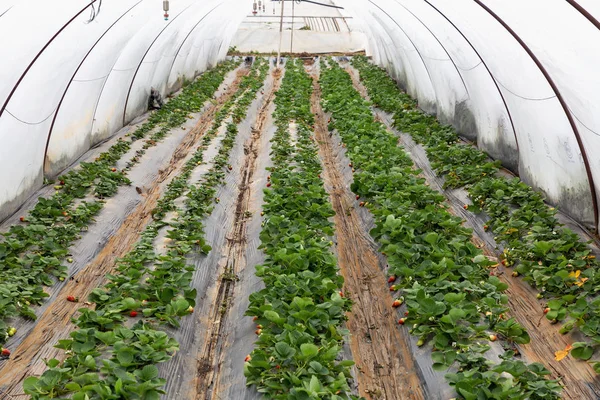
352,55 -> 600,370
0,61 -> 238,346
320,59 -> 560,399
244,60 -> 358,399
23,59 -> 270,398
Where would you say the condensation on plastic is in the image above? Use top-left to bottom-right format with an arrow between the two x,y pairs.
346,0 -> 600,230
0,0 -> 246,221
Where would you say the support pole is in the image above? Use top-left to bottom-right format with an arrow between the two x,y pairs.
276,0 -> 285,67
290,0 -> 295,53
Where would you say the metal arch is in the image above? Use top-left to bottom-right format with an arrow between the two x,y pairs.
165,3 -> 223,88
422,0 -> 519,152
367,0 -> 438,104
390,0 -> 469,101
121,1 -> 198,126
42,1 -> 145,175
0,1 -> 98,118
567,0 -> 600,31
0,6 -> 13,19
472,0 -> 599,230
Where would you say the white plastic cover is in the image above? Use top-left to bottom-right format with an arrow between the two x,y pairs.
346,0 -> 600,230
0,0 -> 246,221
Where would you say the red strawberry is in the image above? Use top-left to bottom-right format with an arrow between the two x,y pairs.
266,182 -> 271,187
404,311 -> 409,316
389,285 -> 397,292
228,165 -> 233,171
245,355 -> 252,362
1,348 -> 10,357
252,316 -> 258,321
66,295 -> 77,302
359,201 -> 365,207
398,318 -> 406,325
255,329 -> 262,335
543,307 -> 550,314
483,225 -> 489,231
355,195 -> 360,200
111,168 -> 117,172
392,299 -> 402,308
19,216 -> 25,222
267,175 -> 271,180
463,204 -> 468,210
60,180 -> 65,185
348,163 -> 352,167
388,276 -> 396,283
339,291 -> 344,298
130,310 -> 138,317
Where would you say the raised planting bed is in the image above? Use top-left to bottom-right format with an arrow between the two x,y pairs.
19,59 -> 270,399
244,59 -> 359,399
0,61 -> 238,350
350,55 -> 600,385
319,58 -> 561,399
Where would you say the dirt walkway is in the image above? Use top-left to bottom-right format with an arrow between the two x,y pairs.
310,68 -> 426,400
0,68 -> 251,397
192,68 -> 282,400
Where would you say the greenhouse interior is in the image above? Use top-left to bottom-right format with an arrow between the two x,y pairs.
1,0 -> 600,399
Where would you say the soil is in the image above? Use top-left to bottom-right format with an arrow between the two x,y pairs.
309,65 -> 428,400
193,67 -> 282,400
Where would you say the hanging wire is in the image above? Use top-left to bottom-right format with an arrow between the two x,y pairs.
85,0 -> 102,24
72,73 -> 111,83
455,61 -> 483,71
495,78 -> 556,101
569,108 -> 600,137
5,106 -> 59,126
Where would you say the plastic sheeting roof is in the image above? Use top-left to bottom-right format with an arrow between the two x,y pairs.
345,0 -> 600,231
0,0 -> 245,220
1,0 -> 599,232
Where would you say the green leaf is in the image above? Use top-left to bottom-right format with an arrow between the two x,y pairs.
300,343 -> 319,358
571,342 -> 594,360
275,342 -> 296,359
308,375 -> 321,393
116,348 -> 134,365
141,365 -> 159,381
23,377 -> 39,393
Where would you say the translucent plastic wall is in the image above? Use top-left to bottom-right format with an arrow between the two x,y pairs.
0,0 -> 246,221
347,0 -> 600,231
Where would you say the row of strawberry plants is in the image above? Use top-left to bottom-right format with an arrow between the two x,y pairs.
22,59 -> 269,398
320,59 -> 561,399
244,60 -> 357,399
351,55 -> 600,368
0,61 -> 239,348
